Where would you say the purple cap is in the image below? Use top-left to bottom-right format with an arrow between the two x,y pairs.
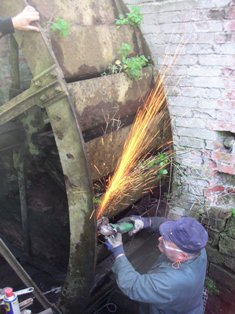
159,216 -> 208,253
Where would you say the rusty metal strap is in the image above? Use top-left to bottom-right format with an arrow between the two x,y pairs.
0,65 -> 67,126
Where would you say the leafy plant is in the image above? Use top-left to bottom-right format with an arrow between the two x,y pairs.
231,208 -> 235,218
145,153 -> 169,179
103,43 -> 149,80
205,277 -> 219,295
124,55 -> 149,80
116,6 -> 143,28
51,17 -> 71,38
93,196 -> 101,206
107,60 -> 123,75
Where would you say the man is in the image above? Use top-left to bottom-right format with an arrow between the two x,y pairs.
0,5 -> 40,38
105,215 -> 208,314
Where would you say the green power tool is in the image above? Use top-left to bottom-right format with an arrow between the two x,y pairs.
97,217 -> 134,236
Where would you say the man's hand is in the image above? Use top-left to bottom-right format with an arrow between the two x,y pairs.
12,6 -> 40,32
105,233 -> 125,259
120,215 -> 151,236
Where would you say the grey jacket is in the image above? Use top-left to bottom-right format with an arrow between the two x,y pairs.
112,217 -> 207,314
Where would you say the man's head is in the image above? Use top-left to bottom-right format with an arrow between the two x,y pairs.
158,216 -> 208,262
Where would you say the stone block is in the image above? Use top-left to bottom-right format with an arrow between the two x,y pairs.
219,233 -> 235,257
203,0 -> 232,8
223,254 -> 235,272
189,66 -> 221,77
202,216 -> 226,232
199,55 -> 235,67
193,109 -> 216,119
194,21 -> 223,32
171,55 -> 198,66
208,206 -> 232,220
168,106 -> 193,117
168,96 -> 198,108
226,218 -> 235,239
205,140 -> 215,150
216,43 -> 235,54
179,136 -> 205,149
208,229 -> 220,247
192,77 -> 225,89
188,185 -> 206,196
197,99 -> 218,109
168,207 -> 186,220
208,8 -> 225,20
176,118 -> 206,129
176,127 -> 217,141
208,263 -> 235,302
216,110 -> 233,121
206,246 -> 224,266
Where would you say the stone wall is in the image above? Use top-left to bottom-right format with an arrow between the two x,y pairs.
124,0 -> 235,312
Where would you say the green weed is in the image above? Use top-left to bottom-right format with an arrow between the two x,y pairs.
124,55 -> 149,80
93,196 -> 101,206
205,277 -> 219,295
116,6 -> 143,28
144,153 -> 169,179
51,17 -> 71,38
104,43 -> 149,80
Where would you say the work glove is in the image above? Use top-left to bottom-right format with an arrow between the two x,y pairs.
119,215 -> 151,236
105,233 -> 125,259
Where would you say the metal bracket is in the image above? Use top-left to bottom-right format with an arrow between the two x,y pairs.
0,65 -> 67,126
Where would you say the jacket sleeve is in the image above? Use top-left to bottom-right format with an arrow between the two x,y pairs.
149,216 -> 168,233
112,255 -> 177,307
0,17 -> 14,37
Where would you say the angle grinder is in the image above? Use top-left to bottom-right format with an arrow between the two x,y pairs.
97,216 -> 134,237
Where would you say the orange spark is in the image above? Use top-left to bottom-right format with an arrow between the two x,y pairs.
96,74 -> 170,219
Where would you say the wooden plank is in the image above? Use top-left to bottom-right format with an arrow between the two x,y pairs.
69,67 -> 153,133
28,0 -> 150,80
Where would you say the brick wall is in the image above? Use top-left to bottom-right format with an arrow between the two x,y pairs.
124,0 -> 235,312
125,0 -> 235,213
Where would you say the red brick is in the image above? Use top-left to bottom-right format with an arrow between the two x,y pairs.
226,91 -> 235,100
209,121 -> 235,133
225,20 -> 235,31
225,6 -> 235,19
212,151 -> 235,164
204,185 -> 225,197
222,67 -> 235,76
217,164 -> 235,175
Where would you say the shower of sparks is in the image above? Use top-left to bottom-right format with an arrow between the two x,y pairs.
96,74 -> 172,219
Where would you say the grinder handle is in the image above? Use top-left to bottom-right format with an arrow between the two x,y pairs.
114,222 -> 134,234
